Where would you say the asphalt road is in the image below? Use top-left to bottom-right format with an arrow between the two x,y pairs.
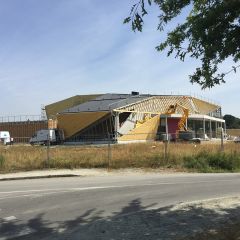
0,173 -> 240,239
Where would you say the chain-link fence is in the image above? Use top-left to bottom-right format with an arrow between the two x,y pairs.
0,131 -> 239,173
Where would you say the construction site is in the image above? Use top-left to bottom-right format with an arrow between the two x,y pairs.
0,92 -> 227,145
1,92 -> 240,174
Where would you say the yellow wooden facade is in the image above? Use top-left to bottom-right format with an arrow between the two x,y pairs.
57,112 -> 108,138
118,115 -> 160,141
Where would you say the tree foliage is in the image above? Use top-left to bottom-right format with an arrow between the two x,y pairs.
223,114 -> 240,129
124,0 -> 240,89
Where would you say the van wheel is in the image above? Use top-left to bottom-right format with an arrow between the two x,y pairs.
44,141 -> 50,146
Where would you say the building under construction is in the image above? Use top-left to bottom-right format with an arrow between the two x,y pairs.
45,92 -> 226,143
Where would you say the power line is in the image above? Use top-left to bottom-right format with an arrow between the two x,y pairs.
222,64 -> 240,76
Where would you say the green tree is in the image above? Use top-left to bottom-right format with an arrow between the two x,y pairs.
124,0 -> 240,89
223,114 -> 240,129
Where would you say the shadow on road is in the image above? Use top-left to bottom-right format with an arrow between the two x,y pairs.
1,198 -> 240,240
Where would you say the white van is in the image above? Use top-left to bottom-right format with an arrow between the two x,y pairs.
0,131 -> 11,145
30,129 -> 64,145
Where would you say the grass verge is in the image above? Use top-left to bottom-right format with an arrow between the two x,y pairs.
0,142 -> 239,173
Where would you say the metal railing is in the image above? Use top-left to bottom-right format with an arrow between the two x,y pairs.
0,115 -> 43,123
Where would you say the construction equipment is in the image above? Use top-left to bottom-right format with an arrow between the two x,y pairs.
131,103 -> 191,140
164,103 -> 194,141
164,103 -> 189,131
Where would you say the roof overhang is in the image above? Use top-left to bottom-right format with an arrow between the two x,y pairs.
161,113 -> 225,123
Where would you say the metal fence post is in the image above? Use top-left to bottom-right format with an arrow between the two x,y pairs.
107,132 -> 111,171
164,140 -> 168,163
164,116 -> 169,163
220,127 -> 224,152
46,133 -> 50,168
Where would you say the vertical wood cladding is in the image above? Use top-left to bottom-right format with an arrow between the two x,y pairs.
0,121 -> 48,143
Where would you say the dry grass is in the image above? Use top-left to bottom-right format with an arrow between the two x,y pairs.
0,142 -> 240,173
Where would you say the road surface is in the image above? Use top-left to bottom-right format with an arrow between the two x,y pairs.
0,172 -> 240,239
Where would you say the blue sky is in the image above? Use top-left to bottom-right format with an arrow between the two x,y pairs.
0,0 -> 239,117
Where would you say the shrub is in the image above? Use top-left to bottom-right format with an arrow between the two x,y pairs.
183,154 -> 210,172
183,150 -> 240,172
0,154 -> 5,168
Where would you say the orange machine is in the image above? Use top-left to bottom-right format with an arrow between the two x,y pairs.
164,103 -> 189,132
